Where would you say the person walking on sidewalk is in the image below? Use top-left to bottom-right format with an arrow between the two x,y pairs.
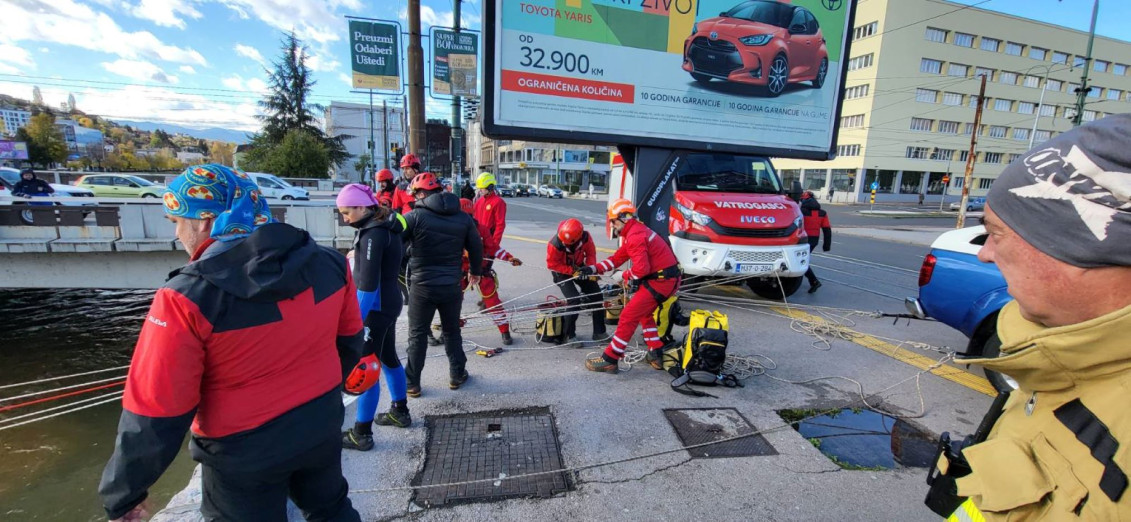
547,218 -> 606,343
800,191 -> 832,293
926,114 -> 1131,521
579,199 -> 680,373
472,172 -> 515,345
335,185 -> 413,452
402,173 -> 483,397
99,165 -> 363,522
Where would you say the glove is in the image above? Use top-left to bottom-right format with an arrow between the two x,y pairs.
510,257 -> 523,266
577,265 -> 595,276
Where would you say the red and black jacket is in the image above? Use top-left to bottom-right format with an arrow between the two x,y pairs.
98,223 -> 363,520
595,219 -> 679,281
546,231 -> 596,275
801,198 -> 832,249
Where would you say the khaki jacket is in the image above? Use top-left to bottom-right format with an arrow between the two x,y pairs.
957,301 -> 1131,520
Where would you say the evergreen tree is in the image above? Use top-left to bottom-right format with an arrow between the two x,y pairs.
254,32 -> 349,168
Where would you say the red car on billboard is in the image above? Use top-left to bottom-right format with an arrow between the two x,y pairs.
682,0 -> 829,97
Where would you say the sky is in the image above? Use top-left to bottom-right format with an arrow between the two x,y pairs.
0,0 -> 1124,133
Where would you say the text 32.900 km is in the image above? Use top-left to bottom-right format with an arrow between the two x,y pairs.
517,42 -> 603,76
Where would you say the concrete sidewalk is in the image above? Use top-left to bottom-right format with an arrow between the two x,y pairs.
156,221 -> 988,521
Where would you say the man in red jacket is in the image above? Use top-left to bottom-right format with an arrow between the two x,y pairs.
99,165 -> 363,521
800,191 -> 832,293
579,199 -> 680,373
471,172 -> 514,345
547,218 -> 606,343
391,154 -> 420,215
374,167 -> 396,202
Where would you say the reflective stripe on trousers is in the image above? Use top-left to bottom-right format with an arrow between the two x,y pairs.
946,499 -> 985,522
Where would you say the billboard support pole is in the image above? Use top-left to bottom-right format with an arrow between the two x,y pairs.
382,99 -> 390,170
957,74 -> 987,230
368,89 -> 375,182
407,0 -> 426,155
451,0 -> 463,185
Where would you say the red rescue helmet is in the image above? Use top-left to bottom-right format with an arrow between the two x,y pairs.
607,198 -> 637,220
400,153 -> 421,169
459,197 -> 474,215
377,195 -> 393,208
376,168 -> 394,182
344,354 -> 381,395
557,218 -> 584,245
410,172 -> 441,193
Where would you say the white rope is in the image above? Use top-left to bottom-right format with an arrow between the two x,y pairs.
0,375 -> 126,403
0,365 -> 130,391
0,393 -> 123,432
0,390 -> 125,425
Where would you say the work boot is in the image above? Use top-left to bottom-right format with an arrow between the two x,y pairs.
501,331 -> 513,346
341,427 -> 374,451
586,355 -> 618,373
591,331 -> 610,343
449,370 -> 470,390
808,280 -> 823,294
406,385 -> 421,398
645,349 -> 664,371
374,401 -> 412,428
428,334 -> 444,346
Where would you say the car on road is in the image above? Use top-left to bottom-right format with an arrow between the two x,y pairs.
905,225 -> 1014,391
76,174 -> 165,198
247,172 -> 310,200
498,184 -> 515,197
949,197 -> 985,212
538,185 -> 563,198
0,167 -> 97,224
682,0 -> 828,97
514,184 -> 532,197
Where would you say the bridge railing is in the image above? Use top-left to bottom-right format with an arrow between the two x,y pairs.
0,200 -> 354,254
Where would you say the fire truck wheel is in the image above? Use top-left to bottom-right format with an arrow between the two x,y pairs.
746,276 -> 804,300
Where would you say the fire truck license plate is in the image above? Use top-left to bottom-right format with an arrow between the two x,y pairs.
736,263 -> 773,274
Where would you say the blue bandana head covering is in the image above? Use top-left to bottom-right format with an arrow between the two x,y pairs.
163,164 -> 273,241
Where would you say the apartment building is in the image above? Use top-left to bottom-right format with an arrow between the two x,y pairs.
774,0 -> 1131,203
325,101 -> 407,182
0,108 -> 31,137
495,140 -> 614,192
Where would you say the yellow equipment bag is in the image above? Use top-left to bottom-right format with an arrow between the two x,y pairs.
535,297 -> 565,344
667,310 -> 730,391
604,292 -> 625,325
652,295 -> 688,344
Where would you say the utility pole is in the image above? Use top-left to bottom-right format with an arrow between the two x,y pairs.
1028,65 -> 1052,149
1071,0 -> 1099,127
957,74 -> 986,230
407,0 -> 426,154
382,99 -> 389,169
451,0 -> 464,185
368,89 -> 375,182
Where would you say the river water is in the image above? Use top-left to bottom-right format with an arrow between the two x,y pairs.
0,289 -> 196,521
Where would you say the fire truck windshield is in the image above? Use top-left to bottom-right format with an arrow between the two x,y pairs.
676,154 -> 782,194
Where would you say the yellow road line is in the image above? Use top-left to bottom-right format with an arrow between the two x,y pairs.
504,234 -> 616,253
508,234 -> 994,396
771,306 -> 996,397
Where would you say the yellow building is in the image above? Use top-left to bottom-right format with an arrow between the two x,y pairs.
774,0 -> 1131,204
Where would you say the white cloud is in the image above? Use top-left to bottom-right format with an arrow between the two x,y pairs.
234,44 -> 268,66
305,50 -> 340,73
221,74 -> 269,94
131,0 -> 202,29
0,0 -> 207,66
179,65 -> 196,74
0,80 -> 262,131
338,72 -> 353,88
216,0 -> 359,44
0,43 -> 35,72
398,5 -> 482,29
38,47 -> 49,53
102,59 -> 180,84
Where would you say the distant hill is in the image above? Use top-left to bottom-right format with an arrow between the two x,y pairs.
110,120 -> 252,144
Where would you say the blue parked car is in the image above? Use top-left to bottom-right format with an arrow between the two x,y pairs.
905,226 -> 1015,392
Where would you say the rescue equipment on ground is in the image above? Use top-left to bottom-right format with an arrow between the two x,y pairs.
602,285 -> 626,325
652,295 -> 689,344
535,297 -> 566,344
344,354 -> 381,396
476,348 -> 504,358
664,310 -> 739,397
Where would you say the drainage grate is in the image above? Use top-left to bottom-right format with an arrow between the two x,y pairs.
664,408 -> 778,459
412,407 -> 572,506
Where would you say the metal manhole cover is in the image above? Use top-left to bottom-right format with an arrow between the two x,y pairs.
412,407 -> 572,506
664,408 -> 778,458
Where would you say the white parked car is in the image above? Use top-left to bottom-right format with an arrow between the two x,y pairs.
538,185 -> 563,198
0,167 -> 96,224
247,172 -> 310,200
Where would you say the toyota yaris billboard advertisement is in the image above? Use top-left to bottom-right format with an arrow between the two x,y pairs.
484,0 -> 856,159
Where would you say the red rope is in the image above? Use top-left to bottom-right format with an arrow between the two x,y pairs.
0,380 -> 126,413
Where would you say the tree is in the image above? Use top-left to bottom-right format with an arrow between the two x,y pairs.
67,93 -> 77,113
354,153 -> 373,177
17,113 -> 68,167
255,31 -> 349,168
241,130 -> 329,178
208,140 -> 235,166
32,86 -> 43,106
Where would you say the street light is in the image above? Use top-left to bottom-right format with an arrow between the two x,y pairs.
1022,64 -> 1057,149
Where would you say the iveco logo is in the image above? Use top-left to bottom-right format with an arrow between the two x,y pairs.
709,31 -> 718,40
740,216 -> 776,224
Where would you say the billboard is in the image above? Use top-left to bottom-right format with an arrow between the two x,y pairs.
349,19 -> 402,92
432,28 -> 480,97
484,0 -> 857,159
0,141 -> 28,160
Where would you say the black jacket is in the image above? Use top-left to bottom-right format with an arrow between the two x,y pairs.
13,175 -> 53,196
403,191 -> 483,287
461,183 -> 475,200
352,211 -> 405,319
